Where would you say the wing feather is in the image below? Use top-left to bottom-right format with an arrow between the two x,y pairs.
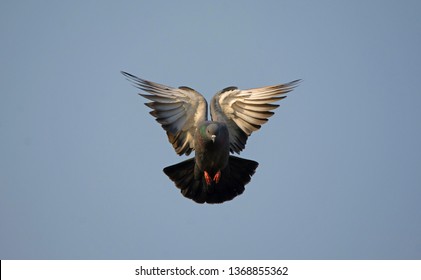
122,71 -> 208,155
232,103 -> 274,119
210,80 -> 300,153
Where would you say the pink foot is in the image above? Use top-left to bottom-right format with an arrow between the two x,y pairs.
204,171 -> 212,186
213,170 -> 221,184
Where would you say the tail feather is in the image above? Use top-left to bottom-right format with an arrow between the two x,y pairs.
163,156 -> 258,204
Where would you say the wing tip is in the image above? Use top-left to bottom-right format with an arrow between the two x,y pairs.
121,70 -> 138,81
288,79 -> 302,87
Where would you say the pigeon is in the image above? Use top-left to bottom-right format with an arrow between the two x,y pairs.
121,71 -> 300,204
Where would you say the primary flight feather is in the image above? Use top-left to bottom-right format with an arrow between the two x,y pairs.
122,71 -> 300,204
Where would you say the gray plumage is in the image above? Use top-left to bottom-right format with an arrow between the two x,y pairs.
121,71 -> 300,203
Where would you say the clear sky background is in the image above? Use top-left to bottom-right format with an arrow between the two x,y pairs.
1,1 -> 420,259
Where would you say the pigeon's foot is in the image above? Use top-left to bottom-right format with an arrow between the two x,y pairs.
213,170 -> 221,184
204,170 -> 221,186
204,171 -> 212,186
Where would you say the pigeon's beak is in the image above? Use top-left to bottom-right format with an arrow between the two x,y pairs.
211,135 -> 216,143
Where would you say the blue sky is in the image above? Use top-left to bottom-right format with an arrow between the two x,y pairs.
1,0 -> 420,259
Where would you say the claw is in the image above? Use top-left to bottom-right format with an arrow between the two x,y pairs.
204,171 -> 212,186
213,170 -> 221,184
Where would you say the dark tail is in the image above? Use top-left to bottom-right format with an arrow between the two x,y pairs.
163,156 -> 258,204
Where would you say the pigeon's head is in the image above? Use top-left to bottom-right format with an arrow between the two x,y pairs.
199,122 -> 228,145
206,123 -> 219,143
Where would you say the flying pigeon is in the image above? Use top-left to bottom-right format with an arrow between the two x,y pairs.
121,71 -> 300,204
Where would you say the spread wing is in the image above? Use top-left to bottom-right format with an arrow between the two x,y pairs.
121,71 -> 208,156
210,80 -> 301,154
